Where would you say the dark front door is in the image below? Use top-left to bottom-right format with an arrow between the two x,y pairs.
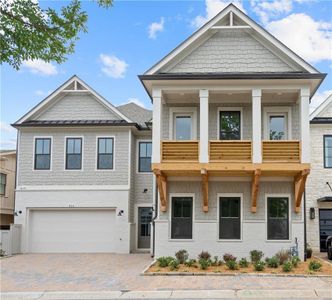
319,209 -> 332,252
138,207 -> 152,249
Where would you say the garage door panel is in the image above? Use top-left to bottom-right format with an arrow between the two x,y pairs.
29,209 -> 116,253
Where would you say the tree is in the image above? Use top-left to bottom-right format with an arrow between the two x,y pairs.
0,0 -> 112,69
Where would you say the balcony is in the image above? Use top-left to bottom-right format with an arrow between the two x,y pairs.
162,141 -> 199,162
262,140 -> 300,163
209,140 -> 252,162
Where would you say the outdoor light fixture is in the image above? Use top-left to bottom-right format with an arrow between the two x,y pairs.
143,188 -> 148,193
117,210 -> 124,216
309,207 -> 315,220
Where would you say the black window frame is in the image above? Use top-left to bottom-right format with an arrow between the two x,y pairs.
97,137 -> 114,170
138,141 -> 152,173
171,197 -> 193,239
34,138 -> 51,170
65,137 -> 82,170
267,197 -> 289,240
219,110 -> 241,140
324,135 -> 332,168
219,196 -> 241,240
0,173 -> 7,196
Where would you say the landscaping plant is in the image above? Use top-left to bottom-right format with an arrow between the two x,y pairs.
175,249 -> 189,264
184,259 -> 196,267
254,260 -> 265,271
309,260 -> 322,272
306,245 -> 313,259
266,256 -> 279,268
157,256 -> 174,268
199,259 -> 210,270
291,256 -> 300,267
250,250 -> 264,263
223,253 -> 237,263
239,258 -> 249,268
282,261 -> 293,272
211,256 -> 219,266
226,259 -> 238,270
169,259 -> 180,271
198,251 -> 211,261
276,249 -> 291,265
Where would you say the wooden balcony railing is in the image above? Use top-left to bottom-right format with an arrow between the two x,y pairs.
262,140 -> 300,163
209,140 -> 252,162
161,141 -> 199,162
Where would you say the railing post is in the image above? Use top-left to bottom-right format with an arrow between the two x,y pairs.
199,89 -> 209,163
152,89 -> 162,163
252,89 -> 262,163
300,87 -> 310,163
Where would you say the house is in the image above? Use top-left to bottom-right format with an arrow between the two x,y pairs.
139,4 -> 325,260
307,95 -> 332,252
0,150 -> 16,229
13,76 -> 153,253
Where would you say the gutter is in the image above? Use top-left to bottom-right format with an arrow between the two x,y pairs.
151,178 -> 158,258
304,188 -> 307,261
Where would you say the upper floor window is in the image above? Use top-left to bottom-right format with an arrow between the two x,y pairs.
174,115 -> 192,140
269,115 -> 287,140
220,111 -> 241,140
324,135 -> 332,168
97,137 -> 114,170
66,138 -> 82,170
267,197 -> 289,240
138,142 -> 152,172
0,173 -> 6,196
34,138 -> 51,170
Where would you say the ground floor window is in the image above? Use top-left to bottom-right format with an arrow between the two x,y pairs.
171,197 -> 193,239
267,197 -> 289,240
219,196 -> 241,239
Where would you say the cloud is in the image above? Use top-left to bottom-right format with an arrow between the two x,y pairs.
148,17 -> 165,39
267,13 -> 332,63
191,0 -> 246,28
35,90 -> 52,97
22,59 -> 58,76
0,138 -> 16,150
310,90 -> 332,113
0,121 -> 15,133
121,98 -> 147,108
99,54 -> 128,78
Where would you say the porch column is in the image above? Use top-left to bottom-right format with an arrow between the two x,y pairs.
252,89 -> 262,163
152,89 -> 162,163
199,89 -> 209,163
300,87 -> 310,163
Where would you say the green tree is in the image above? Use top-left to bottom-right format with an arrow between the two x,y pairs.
0,0 -> 112,69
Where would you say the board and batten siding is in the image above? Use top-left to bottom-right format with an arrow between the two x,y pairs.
17,127 -> 130,186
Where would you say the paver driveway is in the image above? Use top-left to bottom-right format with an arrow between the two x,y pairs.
1,253 -> 332,292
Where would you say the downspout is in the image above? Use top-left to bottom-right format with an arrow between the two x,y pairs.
151,178 -> 158,258
304,188 -> 307,261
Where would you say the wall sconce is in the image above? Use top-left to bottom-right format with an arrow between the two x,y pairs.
143,188 -> 148,193
117,210 -> 124,216
309,207 -> 315,219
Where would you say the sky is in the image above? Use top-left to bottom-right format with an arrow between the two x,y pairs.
1,0 -> 332,149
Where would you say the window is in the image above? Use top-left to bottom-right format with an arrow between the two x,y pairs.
34,138 -> 51,170
171,197 -> 193,239
324,135 -> 332,168
267,197 -> 289,240
174,115 -> 192,140
219,197 -> 241,239
97,138 -> 113,170
0,173 -> 6,196
219,111 -> 241,140
66,138 -> 82,170
269,115 -> 286,140
139,142 -> 152,172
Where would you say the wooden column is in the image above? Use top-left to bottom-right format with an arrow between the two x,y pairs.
154,169 -> 167,212
294,169 -> 310,213
201,168 -> 208,212
251,169 -> 261,213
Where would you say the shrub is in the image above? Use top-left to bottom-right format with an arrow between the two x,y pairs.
223,253 -> 237,263
276,249 -> 291,265
199,259 -> 211,270
169,259 -> 180,271
250,250 -> 264,263
291,256 -> 300,268
184,259 -> 196,267
306,246 -> 313,259
239,258 -> 249,268
226,260 -> 238,270
198,251 -> 211,261
282,261 -> 293,272
157,256 -> 174,267
175,249 -> 189,264
266,256 -> 279,268
309,260 -> 322,272
254,260 -> 265,271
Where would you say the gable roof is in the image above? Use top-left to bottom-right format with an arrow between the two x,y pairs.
117,102 -> 152,126
14,75 -> 133,125
310,94 -> 332,122
144,4 -> 318,75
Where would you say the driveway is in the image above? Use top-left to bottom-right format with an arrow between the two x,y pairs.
1,253 -> 332,293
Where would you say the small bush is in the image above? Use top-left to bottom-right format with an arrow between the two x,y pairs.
250,250 -> 264,263
184,259 -> 196,267
276,249 -> 291,265
282,261 -> 293,272
309,260 -> 322,272
254,260 -> 265,271
175,249 -> 189,264
291,256 -> 300,268
169,259 -> 180,271
199,259 -> 211,270
226,260 -> 238,270
198,251 -> 211,261
223,253 -> 237,263
266,256 -> 279,268
239,258 -> 249,268
157,256 -> 174,267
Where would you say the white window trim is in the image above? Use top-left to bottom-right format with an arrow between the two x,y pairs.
168,193 -> 195,241
263,106 -> 292,140
32,136 -> 53,172
136,139 -> 152,174
169,107 -> 197,140
217,193 -> 243,242
64,136 -> 84,171
135,203 -> 153,251
265,193 -> 292,242
0,172 -> 8,197
217,107 -> 243,140
95,136 -> 116,171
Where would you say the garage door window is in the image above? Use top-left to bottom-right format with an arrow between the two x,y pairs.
97,137 -> 114,169
34,138 -> 51,170
66,138 -> 82,170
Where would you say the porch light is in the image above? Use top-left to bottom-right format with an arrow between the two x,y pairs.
309,207 -> 315,220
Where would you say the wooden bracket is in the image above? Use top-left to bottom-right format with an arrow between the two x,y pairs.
154,169 -> 167,212
201,168 -> 209,212
294,169 -> 310,213
251,169 -> 261,213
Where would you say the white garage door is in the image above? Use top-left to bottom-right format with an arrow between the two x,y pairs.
29,209 -> 116,253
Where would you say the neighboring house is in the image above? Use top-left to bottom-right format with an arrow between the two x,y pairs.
0,150 -> 16,229
13,76 -> 153,253
307,95 -> 332,252
140,4 -> 325,260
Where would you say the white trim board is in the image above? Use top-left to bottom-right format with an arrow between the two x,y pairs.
263,106 -> 292,140
169,107 -> 198,140
310,94 -> 332,120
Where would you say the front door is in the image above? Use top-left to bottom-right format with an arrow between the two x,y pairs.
138,207 -> 152,249
319,209 -> 332,252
